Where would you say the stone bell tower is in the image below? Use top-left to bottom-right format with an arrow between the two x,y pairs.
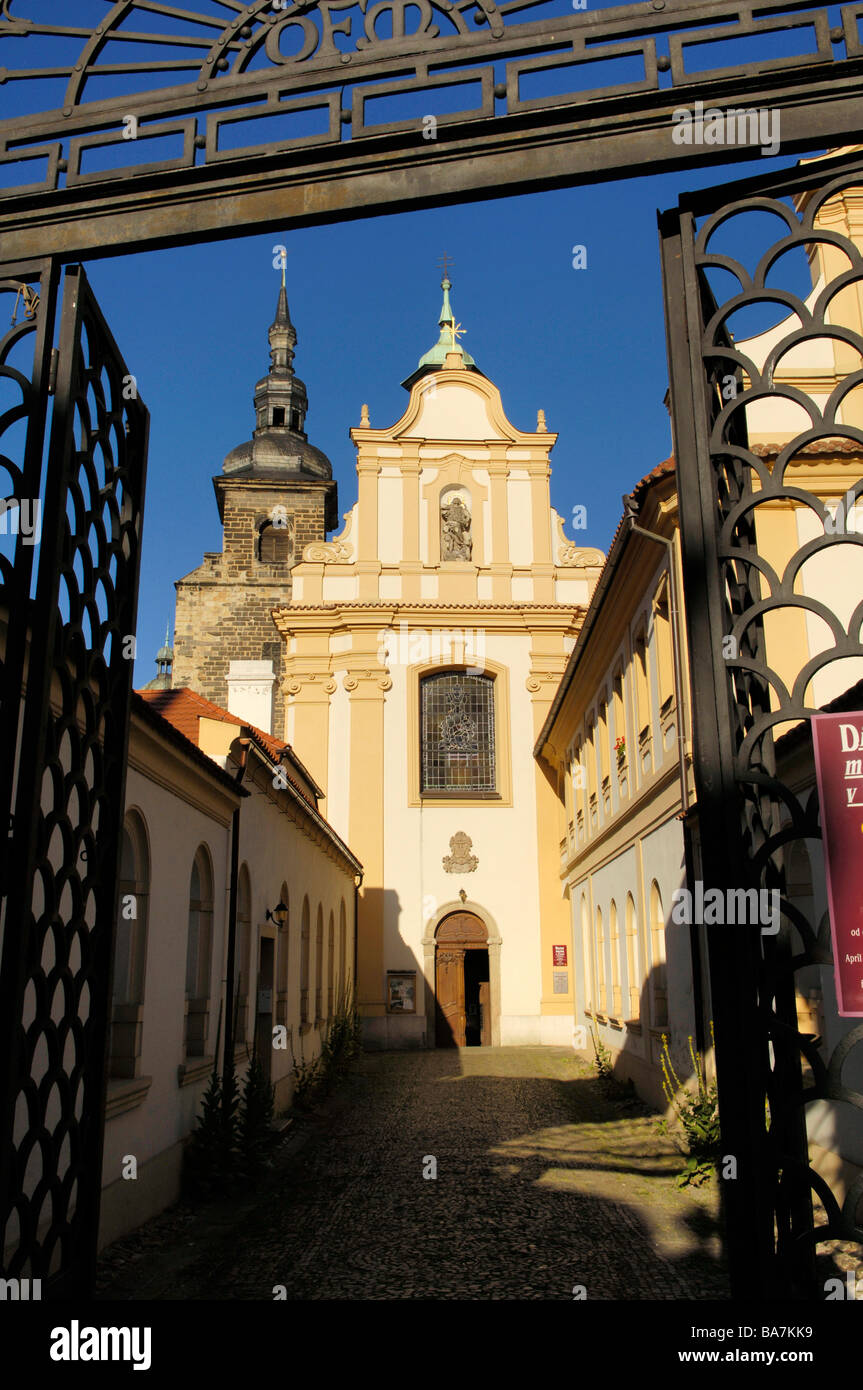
172,278 -> 337,735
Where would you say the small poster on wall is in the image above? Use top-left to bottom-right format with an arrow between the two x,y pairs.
386,972 -> 416,1013
552,944 -> 567,967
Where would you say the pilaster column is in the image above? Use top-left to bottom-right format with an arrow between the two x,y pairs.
344,666 -> 391,1018
488,456 -> 511,601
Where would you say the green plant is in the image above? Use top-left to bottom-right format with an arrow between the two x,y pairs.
239,1044 -> 275,1175
291,982 -> 361,1107
659,1023 -> 720,1188
588,1018 -> 615,1088
184,1065 -> 240,1199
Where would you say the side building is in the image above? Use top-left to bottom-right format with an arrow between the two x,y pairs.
100,681 -> 361,1250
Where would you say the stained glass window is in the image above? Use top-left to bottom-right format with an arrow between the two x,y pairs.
421,672 -> 495,793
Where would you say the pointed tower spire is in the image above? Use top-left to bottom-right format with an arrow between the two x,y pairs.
402,268 -> 481,390
268,283 -> 297,375
143,621 -> 174,690
221,275 -> 333,483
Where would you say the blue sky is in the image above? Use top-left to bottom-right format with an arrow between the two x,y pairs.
81,158 -> 800,687
0,1 -> 834,685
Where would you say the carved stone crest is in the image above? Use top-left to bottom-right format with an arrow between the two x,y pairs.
442,831 -> 478,873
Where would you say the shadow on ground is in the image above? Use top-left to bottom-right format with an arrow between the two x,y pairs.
97,1047 -> 730,1301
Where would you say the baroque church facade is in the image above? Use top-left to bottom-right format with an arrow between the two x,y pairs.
171,275 -> 605,1049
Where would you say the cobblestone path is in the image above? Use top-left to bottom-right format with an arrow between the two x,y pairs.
98,1047 -> 730,1301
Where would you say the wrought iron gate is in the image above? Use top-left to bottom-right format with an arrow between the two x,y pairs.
0,264 -> 148,1296
661,153 -> 863,1299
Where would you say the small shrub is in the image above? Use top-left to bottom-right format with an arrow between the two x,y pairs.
239,1046 -> 275,1176
659,1023 -> 720,1188
184,1067 -> 239,1200
588,1019 -> 616,1093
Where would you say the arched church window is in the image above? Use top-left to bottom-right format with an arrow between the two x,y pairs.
110,811 -> 150,1079
257,518 -> 292,566
185,845 -> 214,1057
420,671 -> 495,793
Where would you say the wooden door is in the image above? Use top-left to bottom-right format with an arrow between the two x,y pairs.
435,948 -> 465,1047
478,981 -> 491,1047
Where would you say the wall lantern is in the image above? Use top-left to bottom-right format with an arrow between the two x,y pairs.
266,900 -> 288,931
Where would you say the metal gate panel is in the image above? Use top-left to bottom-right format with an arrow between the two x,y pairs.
661,154 -> 863,1298
0,265 -> 148,1296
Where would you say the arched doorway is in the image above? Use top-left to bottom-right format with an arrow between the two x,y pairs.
434,912 -> 490,1048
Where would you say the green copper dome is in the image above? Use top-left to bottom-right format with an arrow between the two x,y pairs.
401,274 -> 482,390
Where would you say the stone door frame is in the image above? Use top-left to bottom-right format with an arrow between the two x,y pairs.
422,901 -> 501,1048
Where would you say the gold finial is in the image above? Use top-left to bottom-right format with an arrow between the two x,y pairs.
360,403 -> 370,426
537,408 -> 547,431
449,320 -> 465,350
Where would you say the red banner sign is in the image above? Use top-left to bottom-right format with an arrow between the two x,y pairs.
553,945 -> 567,967
811,712 -> 863,1016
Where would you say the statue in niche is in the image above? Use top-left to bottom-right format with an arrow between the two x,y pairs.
440,494 -> 472,561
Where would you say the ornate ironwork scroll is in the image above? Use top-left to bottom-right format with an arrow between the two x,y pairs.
3,2 -> 863,255
0,264 -> 148,1295
661,152 -> 863,1298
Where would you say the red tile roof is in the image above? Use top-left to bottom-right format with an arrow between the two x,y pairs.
136,687 -> 317,804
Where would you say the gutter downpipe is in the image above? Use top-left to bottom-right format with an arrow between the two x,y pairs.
223,740 -> 251,1101
353,871 -> 363,1017
625,505 -> 706,1054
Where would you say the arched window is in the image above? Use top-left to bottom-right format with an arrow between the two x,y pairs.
421,670 -> 495,793
653,577 -> 675,714
625,893 -> 640,1021
257,519 -> 292,566
633,626 -> 650,744
300,896 -> 310,1026
186,845 -> 214,1057
650,881 -> 668,1027
234,864 -> 252,1045
339,899 -> 348,1002
276,881 -> 290,1026
596,906 -> 607,1014
610,899 -> 621,1017
315,905 -> 324,1024
327,911 -> 335,1019
581,895 -> 592,1011
111,811 -> 150,1078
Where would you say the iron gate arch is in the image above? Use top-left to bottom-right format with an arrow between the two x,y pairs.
661,152 -> 863,1299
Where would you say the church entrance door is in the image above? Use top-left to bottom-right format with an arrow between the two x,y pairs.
434,913 -> 489,1048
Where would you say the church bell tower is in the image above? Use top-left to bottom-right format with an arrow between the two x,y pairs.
171,278 -> 337,734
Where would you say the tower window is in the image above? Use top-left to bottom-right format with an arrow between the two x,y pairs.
257,519 -> 292,565
290,410 -> 300,431
421,671 -> 495,793
272,407 -> 286,426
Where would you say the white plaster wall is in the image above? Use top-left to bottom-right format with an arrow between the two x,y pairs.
101,768 -> 232,1239
321,574 -> 360,602
413,382 -> 499,439
100,757 -> 357,1247
555,577 -> 590,603
379,632 -> 543,1046
639,817 -> 693,1048
507,476 -> 533,566
326,680 -> 351,842
377,472 -> 403,565
795,503 -> 863,704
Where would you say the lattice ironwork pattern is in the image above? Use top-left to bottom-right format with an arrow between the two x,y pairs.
0,259 -> 59,905
0,264 -> 148,1294
662,153 -> 863,1297
0,0 -> 862,193
421,670 -> 495,791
